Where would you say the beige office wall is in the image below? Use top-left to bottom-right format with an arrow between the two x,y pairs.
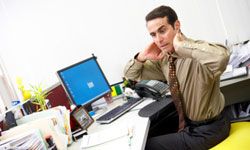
0,0 -> 249,104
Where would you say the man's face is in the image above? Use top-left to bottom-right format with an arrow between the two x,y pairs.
146,16 -> 179,54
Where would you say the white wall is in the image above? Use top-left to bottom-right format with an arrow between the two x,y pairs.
0,76 -> 12,111
0,0 -> 250,102
216,0 -> 250,44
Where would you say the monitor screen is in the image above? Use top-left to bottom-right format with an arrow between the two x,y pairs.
57,56 -> 111,110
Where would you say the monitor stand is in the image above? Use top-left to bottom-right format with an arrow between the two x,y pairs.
138,96 -> 174,119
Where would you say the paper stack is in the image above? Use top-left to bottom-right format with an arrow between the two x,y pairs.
0,106 -> 72,150
0,129 -> 46,150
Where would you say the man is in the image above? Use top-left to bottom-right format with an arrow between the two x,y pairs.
124,5 -> 230,150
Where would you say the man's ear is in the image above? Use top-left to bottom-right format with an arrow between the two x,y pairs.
174,20 -> 180,31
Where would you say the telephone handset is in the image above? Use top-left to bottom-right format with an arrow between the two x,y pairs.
135,80 -> 169,100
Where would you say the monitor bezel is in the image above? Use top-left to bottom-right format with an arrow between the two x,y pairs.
56,56 -> 111,110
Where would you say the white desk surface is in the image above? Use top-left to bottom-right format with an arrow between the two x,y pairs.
220,71 -> 250,87
68,98 -> 154,150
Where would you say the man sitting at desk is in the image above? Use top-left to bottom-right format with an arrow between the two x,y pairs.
124,5 -> 230,150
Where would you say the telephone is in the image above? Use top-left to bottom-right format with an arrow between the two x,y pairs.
135,80 -> 169,100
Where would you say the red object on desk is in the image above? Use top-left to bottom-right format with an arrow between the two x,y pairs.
46,83 -> 80,131
46,83 -> 71,110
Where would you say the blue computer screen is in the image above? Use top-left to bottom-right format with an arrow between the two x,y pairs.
57,56 -> 111,106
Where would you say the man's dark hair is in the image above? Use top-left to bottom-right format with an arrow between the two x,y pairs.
146,5 -> 178,28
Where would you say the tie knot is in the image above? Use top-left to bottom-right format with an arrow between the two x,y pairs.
169,55 -> 177,63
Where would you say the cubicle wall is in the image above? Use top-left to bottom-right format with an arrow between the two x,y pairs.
46,83 -> 71,110
221,74 -> 250,106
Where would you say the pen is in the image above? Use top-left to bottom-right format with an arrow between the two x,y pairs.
128,127 -> 133,147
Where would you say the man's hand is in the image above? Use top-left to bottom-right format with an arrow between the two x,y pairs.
173,30 -> 186,51
137,42 -> 164,62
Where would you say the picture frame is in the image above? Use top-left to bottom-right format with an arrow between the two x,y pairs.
71,106 -> 94,130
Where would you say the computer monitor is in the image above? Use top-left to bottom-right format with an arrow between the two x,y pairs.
57,56 -> 111,111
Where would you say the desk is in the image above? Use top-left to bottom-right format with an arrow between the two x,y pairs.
69,74 -> 250,149
68,98 -> 154,150
220,71 -> 250,106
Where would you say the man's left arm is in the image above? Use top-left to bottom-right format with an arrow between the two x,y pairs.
174,34 -> 230,78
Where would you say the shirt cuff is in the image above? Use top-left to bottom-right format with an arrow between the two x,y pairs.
134,52 -> 146,63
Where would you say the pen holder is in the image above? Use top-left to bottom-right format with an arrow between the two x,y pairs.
104,92 -> 113,104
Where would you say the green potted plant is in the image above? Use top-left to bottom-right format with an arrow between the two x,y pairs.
30,84 -> 50,111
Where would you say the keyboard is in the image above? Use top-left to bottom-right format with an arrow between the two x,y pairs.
96,97 -> 144,124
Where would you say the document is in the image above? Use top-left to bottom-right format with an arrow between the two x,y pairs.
81,126 -> 133,148
1,117 -> 67,150
229,41 -> 250,68
0,129 -> 46,150
221,66 -> 248,81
